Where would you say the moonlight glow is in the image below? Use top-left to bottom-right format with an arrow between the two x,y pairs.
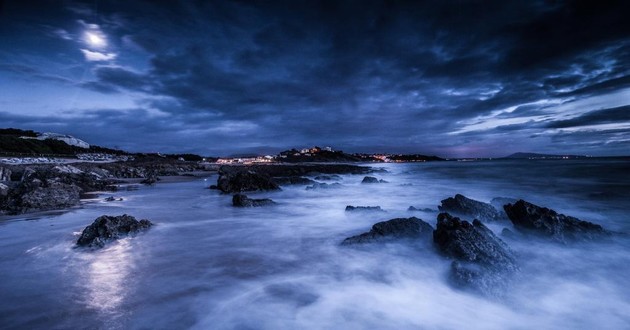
85,31 -> 105,47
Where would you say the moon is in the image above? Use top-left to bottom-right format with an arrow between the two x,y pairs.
85,31 -> 106,47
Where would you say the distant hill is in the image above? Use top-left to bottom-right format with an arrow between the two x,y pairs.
0,128 -> 126,156
505,152 -> 588,159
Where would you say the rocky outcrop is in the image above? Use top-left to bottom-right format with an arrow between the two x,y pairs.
433,213 -> 518,296
345,205 -> 385,212
76,214 -> 153,248
361,176 -> 387,183
438,194 -> 503,222
273,176 -> 316,185
217,170 -> 280,193
342,217 -> 433,244
232,194 -> 276,207
503,200 -> 610,243
18,181 -> 82,212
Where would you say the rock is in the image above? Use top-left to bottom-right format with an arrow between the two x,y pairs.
273,176 -> 316,185
16,181 -> 82,213
217,170 -> 280,193
305,182 -> 342,190
140,175 -> 158,185
76,214 -> 153,248
345,205 -> 385,212
232,194 -> 276,207
433,213 -> 518,296
408,206 -> 434,212
342,217 -> 434,244
438,194 -> 503,222
361,176 -> 387,183
104,196 -> 123,202
314,174 -> 342,181
503,200 -> 610,243
0,167 -> 12,182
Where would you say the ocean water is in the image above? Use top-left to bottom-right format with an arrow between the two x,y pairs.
1,159 -> 629,329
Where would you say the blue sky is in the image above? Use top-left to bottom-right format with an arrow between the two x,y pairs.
0,0 -> 628,157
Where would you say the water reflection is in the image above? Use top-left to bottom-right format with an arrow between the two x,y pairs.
83,240 -> 134,320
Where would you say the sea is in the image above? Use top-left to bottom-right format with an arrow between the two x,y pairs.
1,158 -> 629,329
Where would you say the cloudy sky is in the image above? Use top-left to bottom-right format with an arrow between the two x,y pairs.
0,0 -> 628,157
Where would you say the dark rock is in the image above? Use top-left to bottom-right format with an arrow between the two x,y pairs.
0,167 -> 11,182
361,176 -> 388,183
408,206 -> 434,212
273,176 -> 316,185
439,194 -> 503,222
305,182 -> 342,190
361,176 -> 379,183
208,185 -> 218,190
220,164 -> 371,178
314,174 -> 342,181
503,200 -> 610,243
140,175 -> 158,185
342,217 -> 434,244
345,205 -> 385,212
104,196 -> 123,202
76,214 -> 153,248
217,170 -> 280,193
232,193 -> 276,207
433,213 -> 518,296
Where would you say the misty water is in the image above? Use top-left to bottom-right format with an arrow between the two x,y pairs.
1,159 -> 630,329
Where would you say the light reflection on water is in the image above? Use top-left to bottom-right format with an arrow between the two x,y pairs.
0,159 -> 629,329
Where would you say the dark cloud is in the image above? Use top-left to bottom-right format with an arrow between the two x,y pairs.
546,105 -> 630,129
0,0 -> 629,157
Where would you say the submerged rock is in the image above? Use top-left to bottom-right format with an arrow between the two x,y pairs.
408,206 -> 434,212
345,205 -> 385,212
217,170 -> 280,193
305,182 -> 342,190
314,174 -> 342,181
438,194 -> 503,222
503,200 -> 610,243
76,214 -> 153,248
104,196 -> 123,202
273,176 -> 316,186
232,194 -> 276,207
361,176 -> 387,184
433,213 -> 518,296
342,217 -> 433,244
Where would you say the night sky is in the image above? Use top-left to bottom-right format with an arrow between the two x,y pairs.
1,1 -> 628,157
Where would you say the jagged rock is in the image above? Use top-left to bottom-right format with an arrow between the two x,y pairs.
232,194 -> 276,207
504,200 -> 610,243
104,196 -> 123,202
76,214 -> 153,248
345,205 -> 385,212
433,213 -> 518,296
273,176 -> 316,185
438,194 -> 503,222
342,217 -> 433,244
217,170 -> 280,193
361,176 -> 387,183
305,182 -> 342,190
408,206 -> 434,212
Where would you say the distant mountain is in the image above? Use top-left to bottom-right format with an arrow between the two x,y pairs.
505,152 -> 588,159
